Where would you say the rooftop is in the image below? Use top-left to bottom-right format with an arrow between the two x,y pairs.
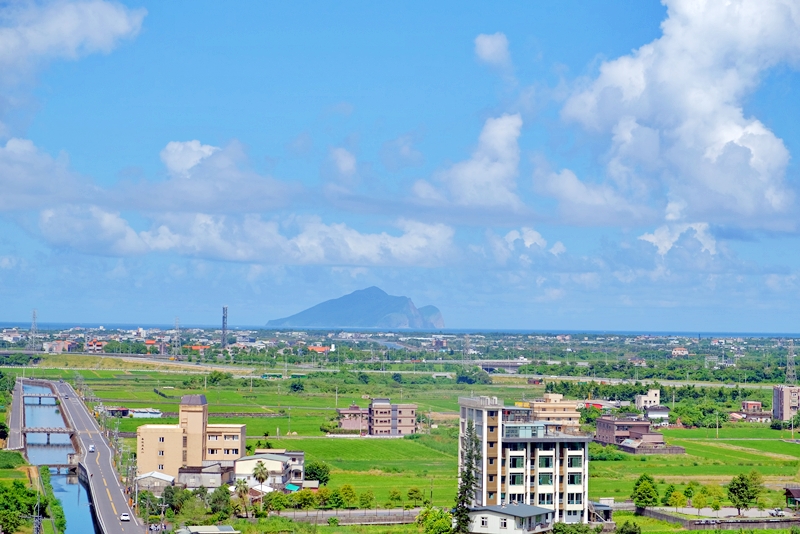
181,394 -> 207,406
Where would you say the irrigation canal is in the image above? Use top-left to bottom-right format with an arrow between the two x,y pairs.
23,383 -> 99,534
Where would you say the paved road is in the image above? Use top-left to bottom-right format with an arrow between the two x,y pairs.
7,379 -> 24,450
53,381 -> 144,534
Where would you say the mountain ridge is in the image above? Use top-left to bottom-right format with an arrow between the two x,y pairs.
267,287 -> 444,329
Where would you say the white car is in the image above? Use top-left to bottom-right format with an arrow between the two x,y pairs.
88,445 -> 95,453
120,513 -> 130,521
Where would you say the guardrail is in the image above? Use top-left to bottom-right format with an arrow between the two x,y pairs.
78,462 -> 108,534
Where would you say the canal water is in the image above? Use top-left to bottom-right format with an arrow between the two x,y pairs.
23,384 -> 99,534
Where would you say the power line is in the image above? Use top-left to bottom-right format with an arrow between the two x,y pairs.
27,309 -> 39,352
172,317 -> 181,358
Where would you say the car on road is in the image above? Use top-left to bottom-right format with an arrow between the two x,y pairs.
88,444 -> 95,453
119,513 -> 130,521
769,508 -> 787,517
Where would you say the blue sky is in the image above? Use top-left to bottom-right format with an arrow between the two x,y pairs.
3,0 -> 800,331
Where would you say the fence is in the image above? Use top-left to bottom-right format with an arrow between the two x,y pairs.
635,507 -> 800,530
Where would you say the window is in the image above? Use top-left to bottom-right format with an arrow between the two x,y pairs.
182,450 -> 187,462
208,448 -> 219,455
208,435 -> 219,441
489,458 -> 495,465
568,493 -> 583,505
158,450 -> 164,456
568,456 -> 582,468
567,510 -> 579,517
182,436 -> 187,447
538,493 -> 553,505
500,518 -> 507,529
489,411 -> 497,417
501,476 -> 506,484
489,442 -> 495,448
157,464 -> 164,470
567,473 -> 582,485
489,426 -> 496,432
539,456 -> 552,468
538,473 -> 553,485
510,474 -> 524,486
481,517 -> 488,527
510,457 -> 524,468
488,492 -> 496,500
158,437 -> 165,443
489,475 -> 495,482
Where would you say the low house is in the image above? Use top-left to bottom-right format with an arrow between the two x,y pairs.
234,452 -> 304,492
785,487 -> 800,509
646,405 -> 670,425
742,401 -> 763,413
177,463 -> 233,489
671,347 -> 689,357
130,408 -> 162,418
175,527 -> 241,534
469,503 -> 555,533
336,404 -> 368,432
134,471 -> 174,497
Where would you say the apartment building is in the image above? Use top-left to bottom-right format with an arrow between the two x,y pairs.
634,389 -> 660,410
137,394 -> 246,479
773,385 -> 800,421
458,396 -> 591,524
367,398 -> 416,436
516,394 -> 582,432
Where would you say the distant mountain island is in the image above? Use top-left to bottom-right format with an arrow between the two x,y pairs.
267,287 -> 444,329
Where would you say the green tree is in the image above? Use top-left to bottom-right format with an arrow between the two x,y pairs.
341,485 -> 357,508
632,480 -> 659,509
0,509 -> 22,534
328,489 -> 345,509
316,487 -> 332,508
389,488 -> 403,506
668,492 -> 687,512
289,381 -> 304,392
295,489 -> 316,509
661,484 -> 676,506
616,520 -> 642,534
453,418 -> 480,533
632,474 -> 657,495
263,491 -> 288,514
359,490 -> 375,509
234,478 -> 250,517
252,461 -> 269,510
711,499 -> 721,517
305,460 -> 331,486
209,485 -> 231,515
693,493 -> 708,515
416,506 -> 453,534
727,471 -> 762,515
408,487 -> 425,507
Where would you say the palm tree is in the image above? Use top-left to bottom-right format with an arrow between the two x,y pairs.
253,460 -> 269,511
235,478 -> 250,518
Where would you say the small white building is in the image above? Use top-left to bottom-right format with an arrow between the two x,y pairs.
646,405 -> 670,426
234,452 -> 304,491
469,503 -> 554,534
134,471 -> 174,496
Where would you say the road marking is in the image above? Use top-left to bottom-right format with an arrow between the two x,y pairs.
103,478 -> 107,487
106,488 -> 117,514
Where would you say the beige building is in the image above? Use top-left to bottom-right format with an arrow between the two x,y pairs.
459,396 -> 591,524
773,385 -> 800,421
137,394 -> 246,478
367,398 -> 416,435
634,389 -> 660,410
516,394 -> 581,432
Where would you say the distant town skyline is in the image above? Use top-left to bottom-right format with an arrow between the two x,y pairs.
2,1 -> 800,331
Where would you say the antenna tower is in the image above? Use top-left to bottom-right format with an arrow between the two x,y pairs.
27,309 -> 39,352
221,306 -> 228,351
172,317 -> 181,358
787,340 -> 797,385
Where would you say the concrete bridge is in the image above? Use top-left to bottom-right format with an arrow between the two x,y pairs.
22,427 -> 74,444
22,393 -> 58,404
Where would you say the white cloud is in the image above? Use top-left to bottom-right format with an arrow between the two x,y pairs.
0,137 -> 94,211
561,0 -> 800,227
639,223 -> 717,256
549,241 -> 566,256
330,147 -> 357,177
160,140 -> 219,176
125,141 -> 295,213
475,32 -> 511,68
38,208 -> 456,267
424,113 -> 523,209
0,0 -> 146,79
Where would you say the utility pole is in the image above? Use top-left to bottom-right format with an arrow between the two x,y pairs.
222,306 -> 228,352
788,340 -> 797,385
27,310 -> 39,352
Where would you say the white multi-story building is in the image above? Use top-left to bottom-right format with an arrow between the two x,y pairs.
458,396 -> 591,524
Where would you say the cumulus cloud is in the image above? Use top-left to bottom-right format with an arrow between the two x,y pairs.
560,0 -> 800,228
122,140 -> 295,213
475,32 -> 511,68
549,241 -> 566,256
38,207 -> 456,267
639,223 -> 717,256
417,114 -> 523,209
160,140 -> 219,176
0,0 -> 145,80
